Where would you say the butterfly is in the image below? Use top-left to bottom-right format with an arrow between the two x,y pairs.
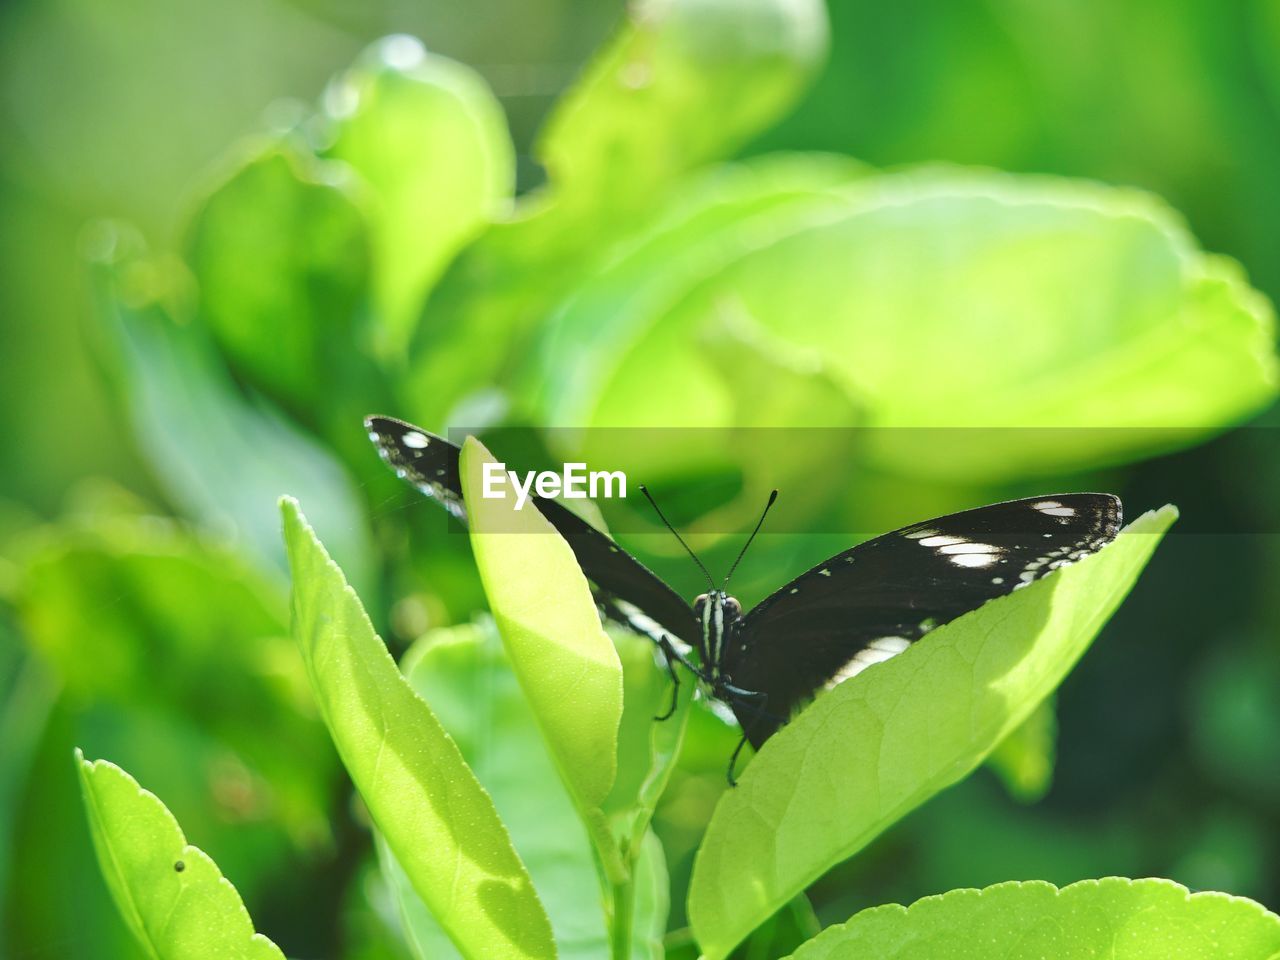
366,415 -> 1122,781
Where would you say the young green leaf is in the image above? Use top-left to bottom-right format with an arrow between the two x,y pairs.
537,0 -> 828,221
326,36 -> 515,352
689,506 -> 1178,959
75,751 -> 285,960
281,497 -> 555,960
780,878 -> 1280,960
459,438 -> 625,875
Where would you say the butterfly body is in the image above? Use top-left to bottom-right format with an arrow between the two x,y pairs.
366,415 -> 1123,770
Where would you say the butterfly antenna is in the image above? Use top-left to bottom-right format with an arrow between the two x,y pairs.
725,489 -> 778,586
639,485 -> 715,589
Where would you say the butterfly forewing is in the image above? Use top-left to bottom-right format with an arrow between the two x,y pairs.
365,416 -> 700,647
724,494 -> 1122,747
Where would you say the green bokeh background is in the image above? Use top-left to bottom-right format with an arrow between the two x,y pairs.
2,0 -> 1279,957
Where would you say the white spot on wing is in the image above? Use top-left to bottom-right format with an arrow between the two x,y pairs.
1034,500 -> 1076,517
952,553 -> 996,568
920,534 -> 965,547
826,636 -> 912,688
938,542 -> 997,555
869,636 -> 911,654
904,528 -> 938,540
402,431 -> 429,449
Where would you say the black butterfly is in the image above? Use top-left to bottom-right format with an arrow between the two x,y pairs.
366,415 -> 1122,781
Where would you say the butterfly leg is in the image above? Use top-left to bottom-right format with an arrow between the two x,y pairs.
722,687 -> 770,786
654,633 -> 683,721
596,595 -> 704,720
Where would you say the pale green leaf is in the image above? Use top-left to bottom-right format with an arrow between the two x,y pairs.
459,437 -> 624,874
533,152 -> 864,433
538,0 -> 828,220
781,878 -> 1280,960
545,168 -> 1278,481
689,506 -> 1178,958
76,752 -> 285,960
281,497 -> 555,960
327,37 -> 514,352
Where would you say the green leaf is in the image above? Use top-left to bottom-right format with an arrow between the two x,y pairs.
76,751 -> 285,960
545,169 -> 1278,481
719,173 -> 1277,475
533,152 -> 863,431
604,630 -> 694,857
987,696 -> 1056,802
281,497 -> 555,960
18,513 -> 332,842
780,878 -> 1280,960
630,830 -> 671,960
326,36 -> 515,353
185,143 -> 376,424
689,505 -> 1178,958
537,0 -> 828,221
398,623 -> 606,959
86,228 -> 372,586
459,437 -> 624,875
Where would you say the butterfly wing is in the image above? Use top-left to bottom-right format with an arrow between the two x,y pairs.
366,416 -> 700,647
723,493 -> 1122,747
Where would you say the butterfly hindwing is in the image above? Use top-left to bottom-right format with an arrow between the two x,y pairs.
723,493 -> 1122,746
365,416 -> 700,647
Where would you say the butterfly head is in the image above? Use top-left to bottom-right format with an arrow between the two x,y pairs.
693,590 -> 742,671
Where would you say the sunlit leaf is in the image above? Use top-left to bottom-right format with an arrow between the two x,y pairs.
538,0 -> 828,222
327,36 -> 515,353
76,752 -> 285,960
459,437 -> 624,875
689,506 -> 1177,958
780,878 -> 1280,960
546,169 -> 1278,481
281,497 -> 554,960
533,152 -> 863,432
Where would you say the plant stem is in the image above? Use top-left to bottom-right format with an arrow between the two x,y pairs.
609,873 -> 634,960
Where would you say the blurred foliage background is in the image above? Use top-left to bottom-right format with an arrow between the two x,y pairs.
2,0 -> 1279,957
